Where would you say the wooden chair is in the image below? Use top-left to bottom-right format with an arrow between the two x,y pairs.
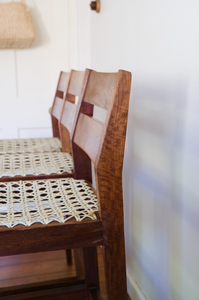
0,70 -> 92,182
0,71 -> 70,155
0,69 -> 131,300
0,69 -> 91,267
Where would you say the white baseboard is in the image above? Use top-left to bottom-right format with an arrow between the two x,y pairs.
127,269 -> 148,300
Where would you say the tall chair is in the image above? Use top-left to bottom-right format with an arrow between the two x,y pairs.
0,69 -> 131,300
0,69 -> 92,267
0,70 -> 92,182
0,72 -> 70,155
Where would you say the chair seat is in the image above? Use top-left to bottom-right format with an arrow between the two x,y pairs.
0,152 -> 73,178
0,138 -> 61,154
0,178 -> 98,228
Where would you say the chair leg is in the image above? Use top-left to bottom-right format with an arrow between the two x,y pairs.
66,249 -> 72,266
102,234 -> 128,300
83,247 -> 99,294
74,248 -> 84,276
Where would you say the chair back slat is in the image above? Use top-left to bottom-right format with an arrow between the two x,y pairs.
58,71 -> 70,93
59,69 -> 93,153
73,113 -> 103,164
51,71 -> 70,138
61,101 -> 77,134
51,97 -> 64,120
51,71 -> 70,118
68,71 -> 85,97
72,69 -> 131,182
83,71 -> 118,110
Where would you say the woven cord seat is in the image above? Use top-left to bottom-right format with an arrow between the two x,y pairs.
0,152 -> 73,178
0,178 -> 98,228
0,138 -> 61,154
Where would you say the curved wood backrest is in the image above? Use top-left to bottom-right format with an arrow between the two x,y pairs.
58,71 -> 70,93
51,71 -> 70,119
50,71 -> 70,138
61,100 -> 77,134
68,70 -> 86,97
72,69 -> 132,181
73,114 -> 103,163
59,69 -> 93,152
52,97 -> 64,120
73,70 -> 128,165
96,69 -> 132,191
83,71 -> 118,110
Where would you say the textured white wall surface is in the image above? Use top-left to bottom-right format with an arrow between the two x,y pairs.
0,0 -> 69,139
71,1 -> 199,300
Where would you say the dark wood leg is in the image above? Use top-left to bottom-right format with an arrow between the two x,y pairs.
83,247 -> 100,299
102,231 -> 128,300
66,249 -> 72,266
74,249 -> 84,277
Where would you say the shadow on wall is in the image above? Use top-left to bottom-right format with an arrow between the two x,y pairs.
29,0 -> 50,48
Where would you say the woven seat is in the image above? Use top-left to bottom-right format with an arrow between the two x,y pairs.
0,178 -> 98,228
0,152 -> 73,178
0,137 -> 61,154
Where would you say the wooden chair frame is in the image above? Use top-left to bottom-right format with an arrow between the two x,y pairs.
0,70 -> 92,183
0,69 -> 131,300
0,69 -> 92,268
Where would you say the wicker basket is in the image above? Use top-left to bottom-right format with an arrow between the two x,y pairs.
0,0 -> 35,49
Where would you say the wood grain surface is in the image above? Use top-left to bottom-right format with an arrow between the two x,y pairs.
83,72 -> 118,110
71,69 -> 132,299
73,114 -> 103,164
51,97 -> 64,121
68,71 -> 86,97
96,70 -> 131,300
57,71 -> 70,93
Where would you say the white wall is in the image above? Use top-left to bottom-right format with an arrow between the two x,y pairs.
0,0 -> 69,139
72,1 -> 199,300
68,0 -> 91,70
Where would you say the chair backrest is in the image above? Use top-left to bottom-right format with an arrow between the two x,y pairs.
72,69 -> 132,218
51,71 -> 70,138
59,69 -> 93,152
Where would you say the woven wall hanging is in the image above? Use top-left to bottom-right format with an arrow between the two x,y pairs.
0,0 -> 35,49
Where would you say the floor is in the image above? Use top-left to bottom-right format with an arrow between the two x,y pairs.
0,247 -> 130,299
